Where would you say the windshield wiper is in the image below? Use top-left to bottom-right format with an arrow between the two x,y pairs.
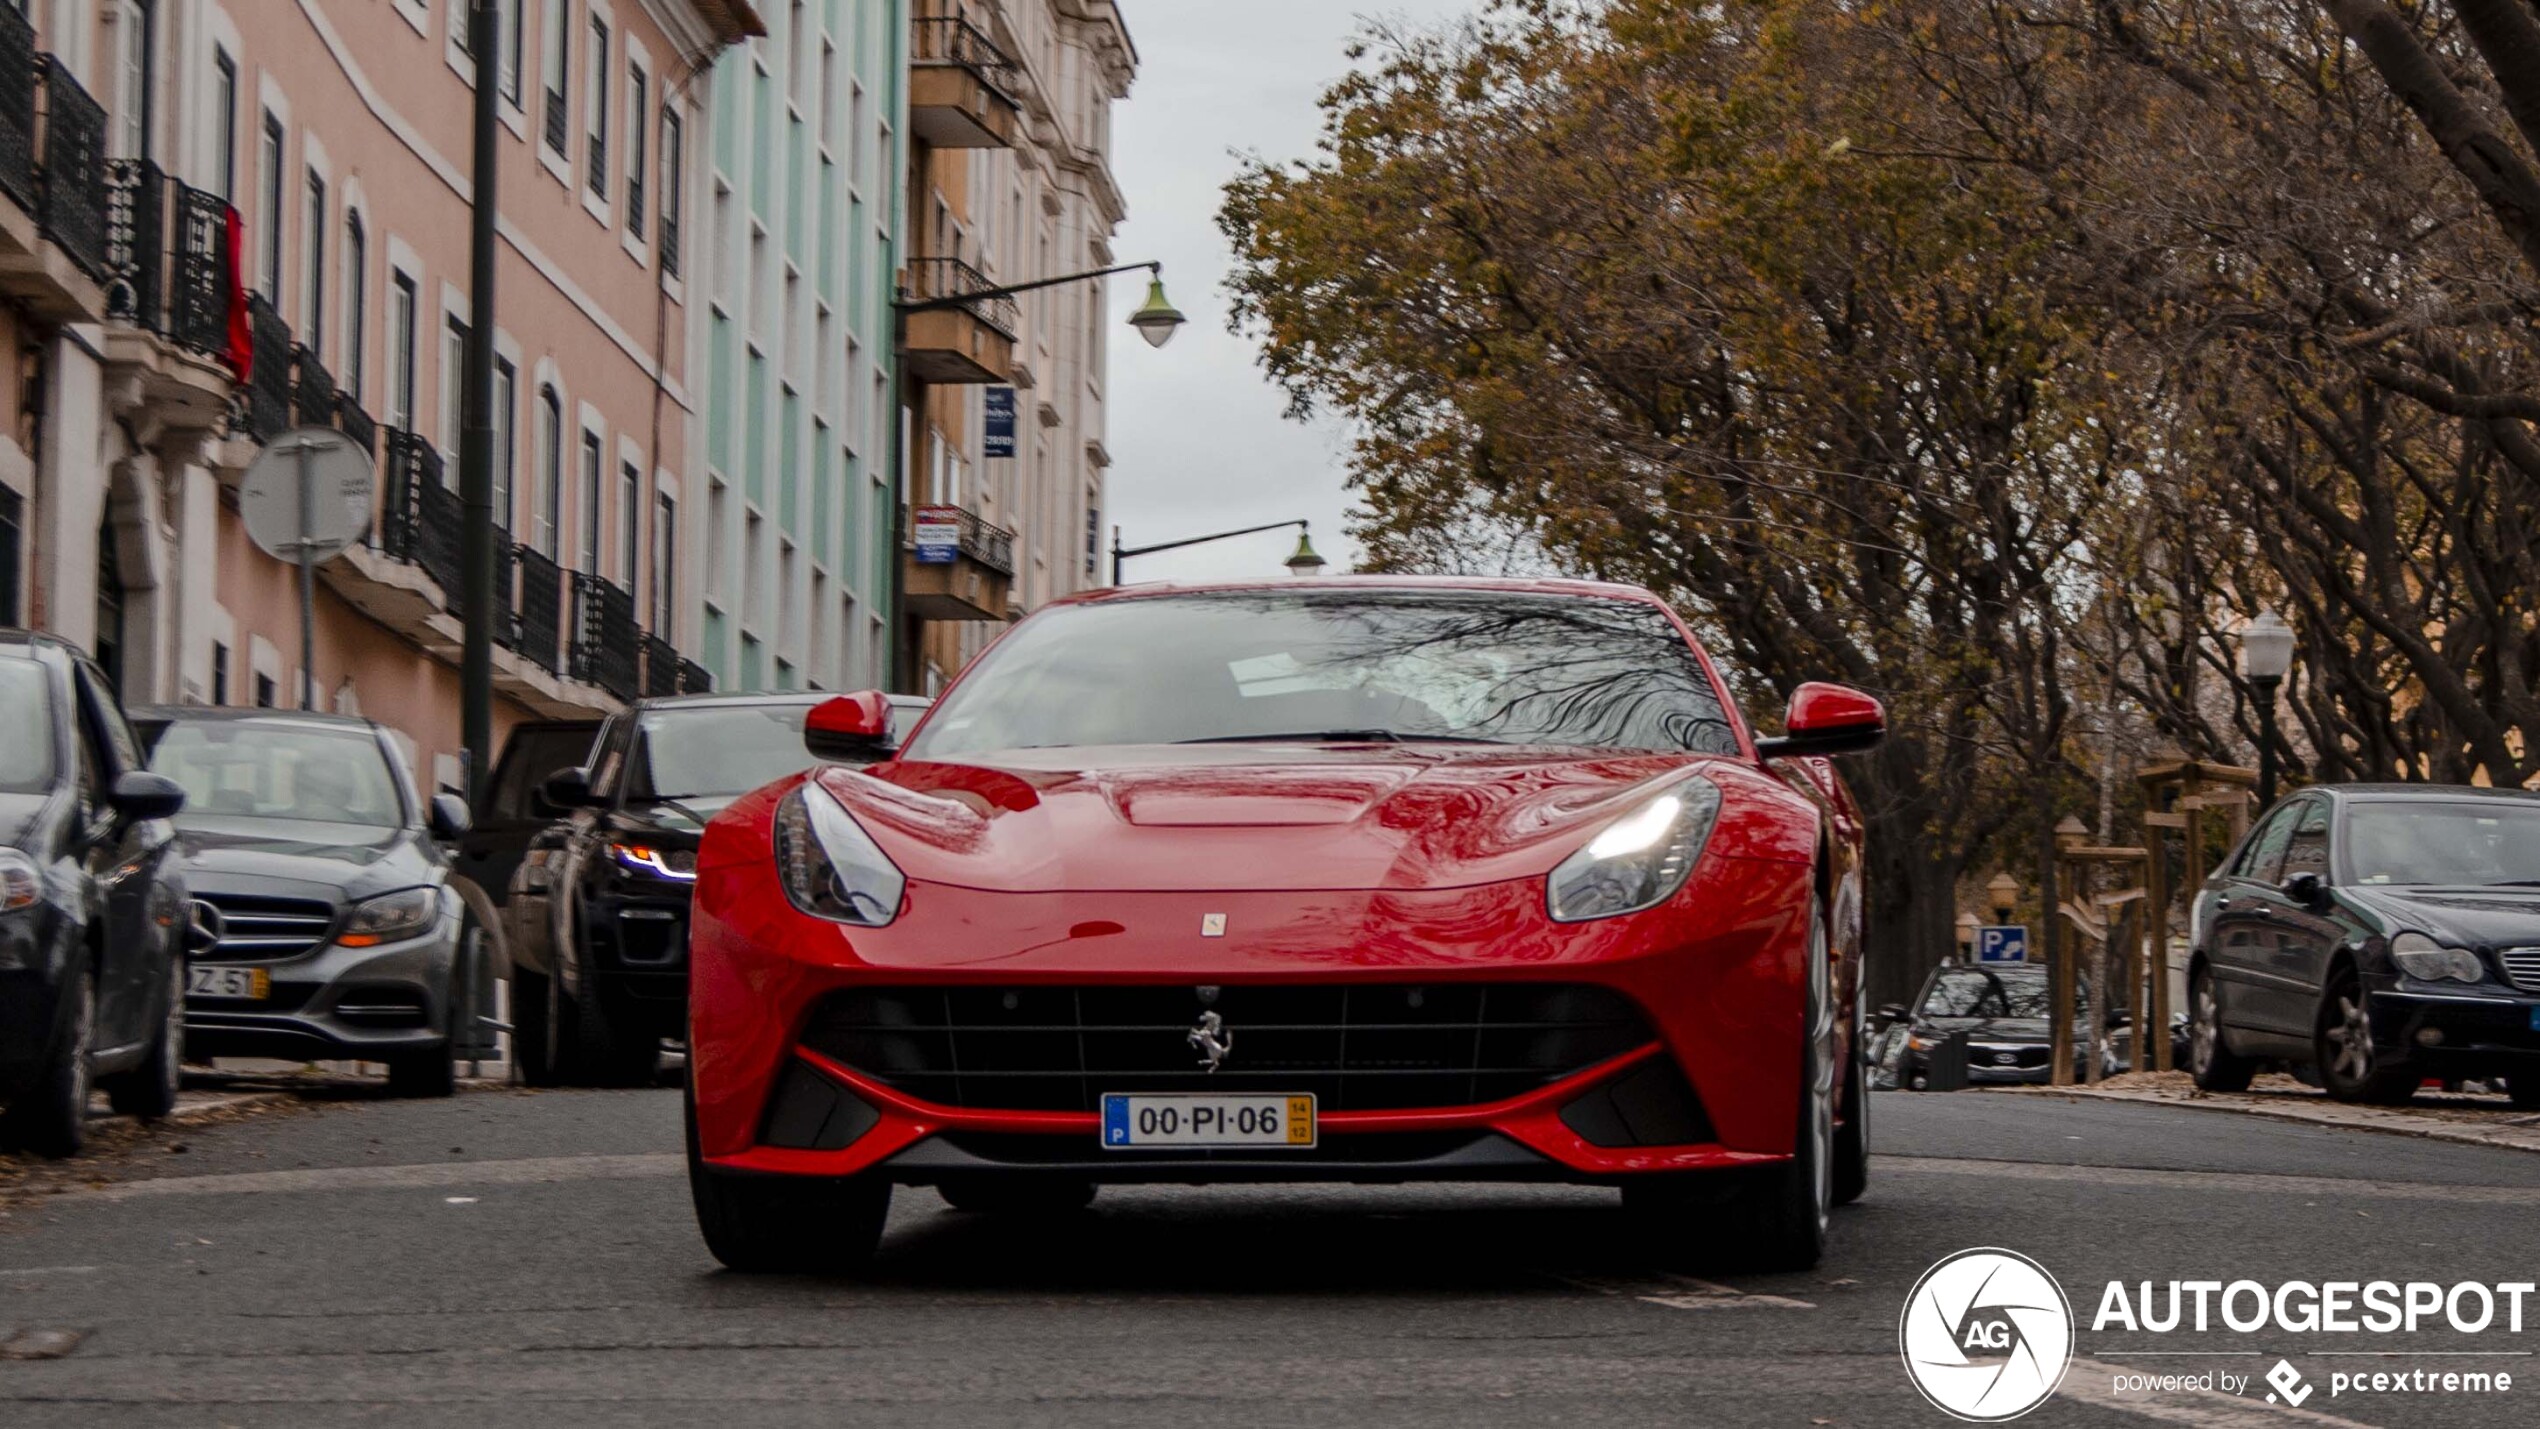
1172,730 -> 1491,745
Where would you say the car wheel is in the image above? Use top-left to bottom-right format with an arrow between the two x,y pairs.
386,1046 -> 457,1098
1831,979 -> 1868,1207
2188,963 -> 2256,1093
938,1176 -> 1098,1215
567,957 -> 660,1088
510,966 -> 560,1087
2,966 -> 94,1158
2316,962 -> 2416,1105
685,1072 -> 889,1274
2508,1077 -> 2540,1111
103,957 -> 183,1121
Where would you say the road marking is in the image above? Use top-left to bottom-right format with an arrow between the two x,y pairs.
0,1266 -> 96,1278
2064,1357 -> 2381,1428
1557,1272 -> 1813,1310
1886,1156 -> 2540,1205
75,1153 -> 683,1202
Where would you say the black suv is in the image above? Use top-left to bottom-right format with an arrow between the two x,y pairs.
506,692 -> 924,1085
0,632 -> 189,1156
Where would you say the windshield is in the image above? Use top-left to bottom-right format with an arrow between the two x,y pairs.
1922,968 -> 2053,1019
0,658 -> 56,794
625,703 -> 819,802
144,721 -> 407,830
2344,801 -> 2540,887
908,590 -> 1741,757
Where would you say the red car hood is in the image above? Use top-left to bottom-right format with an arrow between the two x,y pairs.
807,745 -> 1793,893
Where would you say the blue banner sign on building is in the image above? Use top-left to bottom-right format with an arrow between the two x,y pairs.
984,386 -> 1017,458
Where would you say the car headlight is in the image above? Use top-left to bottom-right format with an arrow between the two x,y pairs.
610,843 -> 698,881
2389,931 -> 2485,984
0,848 -> 38,913
1545,777 -> 1723,923
773,782 -> 904,926
337,887 -> 441,947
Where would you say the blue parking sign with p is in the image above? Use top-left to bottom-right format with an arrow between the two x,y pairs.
1976,925 -> 2028,963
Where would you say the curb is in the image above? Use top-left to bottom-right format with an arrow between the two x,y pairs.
161,1091 -> 295,1125
2003,1084 -> 2540,1155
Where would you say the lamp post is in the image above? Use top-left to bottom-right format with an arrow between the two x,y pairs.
2238,610 -> 2296,807
1987,873 -> 2020,925
1956,912 -> 1980,964
1110,518 -> 1323,585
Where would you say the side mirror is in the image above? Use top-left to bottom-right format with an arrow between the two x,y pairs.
1754,682 -> 1885,759
109,769 -> 187,822
540,766 -> 596,810
806,692 -> 894,762
2282,870 -> 2326,906
429,792 -> 473,840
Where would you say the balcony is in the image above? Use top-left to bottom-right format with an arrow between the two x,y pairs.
0,17 -> 106,321
101,160 -> 242,435
900,257 -> 1016,384
570,572 -> 640,702
242,294 -> 293,442
903,504 -> 1016,623
909,8 -> 1020,149
512,545 -> 565,675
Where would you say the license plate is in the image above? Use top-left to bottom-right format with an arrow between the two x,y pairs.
1101,1093 -> 1315,1149
187,965 -> 269,1001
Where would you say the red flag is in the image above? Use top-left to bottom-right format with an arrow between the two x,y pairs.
221,206 -> 253,384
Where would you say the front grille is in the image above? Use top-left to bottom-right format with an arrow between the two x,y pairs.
1970,1043 -> 2049,1068
798,983 -> 1654,1113
2498,948 -> 2540,994
192,893 -> 336,962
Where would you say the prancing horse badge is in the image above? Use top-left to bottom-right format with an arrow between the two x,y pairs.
1200,913 -> 1227,937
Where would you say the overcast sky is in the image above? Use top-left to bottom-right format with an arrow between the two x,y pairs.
1099,2 -> 1475,585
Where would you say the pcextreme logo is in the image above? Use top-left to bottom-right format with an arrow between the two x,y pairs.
1899,1248 -> 2076,1421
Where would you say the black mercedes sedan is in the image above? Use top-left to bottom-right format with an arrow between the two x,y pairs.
2190,784 -> 2540,1105
1889,963 -> 2128,1088
135,708 -> 477,1097
0,632 -> 189,1156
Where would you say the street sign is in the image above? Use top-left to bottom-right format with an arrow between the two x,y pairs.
983,386 -> 1017,458
912,504 -> 961,565
240,427 -> 375,711
1975,924 -> 2029,964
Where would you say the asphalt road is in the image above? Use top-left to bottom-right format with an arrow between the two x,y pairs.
4,1085 -> 2538,1427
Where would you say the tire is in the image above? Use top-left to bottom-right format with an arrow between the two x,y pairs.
386,1046 -> 457,1098
1831,980 -> 1868,1207
2317,962 -> 2417,1105
510,966 -> 560,1087
685,1074 -> 889,1274
2,965 -> 94,1158
2508,1077 -> 2540,1111
938,1176 -> 1098,1215
102,956 -> 183,1121
1626,899 -> 1833,1273
2188,962 -> 2257,1093
542,909 -> 659,1088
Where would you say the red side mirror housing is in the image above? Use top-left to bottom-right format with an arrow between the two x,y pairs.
1755,681 -> 1885,759
805,692 -> 896,763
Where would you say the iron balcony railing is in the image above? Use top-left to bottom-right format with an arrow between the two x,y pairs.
336,392 -> 377,455
909,502 -> 1018,578
570,571 -> 638,700
904,257 -> 1019,342
291,346 -> 336,431
380,430 -> 464,609
910,7 -> 1022,110
243,294 -> 293,441
0,6 -> 35,215
35,54 -> 107,279
642,632 -> 679,698
678,656 -> 711,695
513,544 -> 564,675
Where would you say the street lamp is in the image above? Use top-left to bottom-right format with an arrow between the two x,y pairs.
1284,529 -> 1325,577
2237,609 -> 2296,806
1127,273 -> 1185,349
1987,873 -> 2020,925
1112,518 -> 1325,585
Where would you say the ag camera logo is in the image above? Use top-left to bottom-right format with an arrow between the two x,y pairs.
1901,1248 -> 2075,1420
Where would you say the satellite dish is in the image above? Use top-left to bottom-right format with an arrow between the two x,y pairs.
240,427 -> 374,563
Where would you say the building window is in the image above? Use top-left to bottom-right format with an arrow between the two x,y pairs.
0,486 -> 19,627
443,314 -> 468,458
255,673 -> 276,708
705,476 -> 727,600
343,214 -> 366,402
498,0 -> 523,106
535,385 -> 563,556
493,355 -> 518,531
585,15 -> 610,200
258,112 -> 283,299
787,0 -> 806,109
110,0 -> 154,161
302,170 -> 326,355
652,491 -> 675,631
625,64 -> 647,238
541,0 -> 570,155
388,272 -> 418,431
619,460 -> 640,584
1086,506 -> 1101,580
579,429 -> 603,571
658,107 -> 682,275
210,641 -> 229,705
212,48 -> 236,201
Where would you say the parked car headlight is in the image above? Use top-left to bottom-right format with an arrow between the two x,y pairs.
1546,777 -> 1722,923
774,782 -> 904,926
0,848 -> 39,913
610,843 -> 698,881
337,887 -> 441,947
2388,931 -> 2485,984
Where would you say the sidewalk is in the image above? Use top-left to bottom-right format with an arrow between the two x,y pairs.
1998,1070 -> 2540,1153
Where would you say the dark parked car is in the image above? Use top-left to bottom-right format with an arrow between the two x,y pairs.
506,692 -> 926,1085
450,719 -> 600,909
0,633 -> 190,1156
1890,963 -> 2129,1088
2189,785 -> 2540,1106
135,708 -> 478,1097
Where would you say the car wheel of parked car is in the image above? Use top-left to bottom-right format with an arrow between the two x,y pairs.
566,952 -> 660,1088
2509,1077 -> 2540,1111
2316,962 -> 2416,1105
1831,984 -> 1868,1207
2,965 -> 95,1158
102,957 -> 183,1121
937,1176 -> 1098,1215
509,966 -> 560,1087
685,1073 -> 889,1274
2188,962 -> 2256,1093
